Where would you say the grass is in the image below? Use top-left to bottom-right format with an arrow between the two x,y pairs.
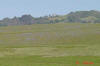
0,23 -> 100,66
0,56 -> 99,66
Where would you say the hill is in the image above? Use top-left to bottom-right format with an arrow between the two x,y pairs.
0,10 -> 100,26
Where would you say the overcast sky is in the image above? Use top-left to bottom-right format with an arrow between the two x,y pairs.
0,0 -> 100,19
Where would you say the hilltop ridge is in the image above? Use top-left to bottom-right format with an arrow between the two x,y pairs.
0,10 -> 100,26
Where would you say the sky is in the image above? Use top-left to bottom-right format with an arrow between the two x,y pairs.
0,0 -> 100,19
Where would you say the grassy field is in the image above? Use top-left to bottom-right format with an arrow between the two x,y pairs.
0,23 -> 100,66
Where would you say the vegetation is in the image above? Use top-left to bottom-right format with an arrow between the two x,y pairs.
1,10 -> 100,26
0,23 -> 100,66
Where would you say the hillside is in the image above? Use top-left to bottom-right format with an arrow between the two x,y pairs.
0,10 -> 100,26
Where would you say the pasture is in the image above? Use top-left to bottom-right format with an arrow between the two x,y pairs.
0,23 -> 100,66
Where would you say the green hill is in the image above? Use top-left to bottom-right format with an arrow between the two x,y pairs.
1,10 -> 100,26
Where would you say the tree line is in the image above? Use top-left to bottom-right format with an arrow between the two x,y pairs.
0,10 -> 100,26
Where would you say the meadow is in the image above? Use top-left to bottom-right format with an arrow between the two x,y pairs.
0,23 -> 100,66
